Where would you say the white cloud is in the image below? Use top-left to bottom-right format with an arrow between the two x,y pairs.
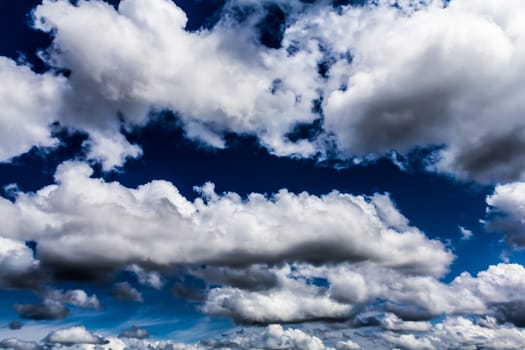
126,265 -> 164,290
44,326 -> 107,346
1,0 -> 524,181
0,57 -> 66,162
486,181 -> 525,248
82,131 -> 142,172
383,316 -> 525,350
459,226 -> 473,240
201,262 -> 525,325
0,237 -> 39,288
32,0 -> 321,157
1,161 -> 452,278
44,289 -> 101,310
285,0 -> 525,182
8,314 -> 525,350
335,340 -> 361,350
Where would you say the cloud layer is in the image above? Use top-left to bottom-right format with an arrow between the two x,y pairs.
0,161 -> 452,277
1,0 -> 525,181
7,316 -> 525,350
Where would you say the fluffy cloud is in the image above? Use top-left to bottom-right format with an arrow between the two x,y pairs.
14,300 -> 69,321
44,326 -> 107,346
111,282 -> 143,303
382,316 -> 525,350
8,317 -> 525,350
32,0 -> 320,157
126,265 -> 164,290
0,237 -> 40,289
44,289 -> 101,310
7,0 -> 521,183
486,181 -> 525,248
281,0 -> 525,182
201,262 -> 525,325
1,0 -> 524,182
1,161 -> 451,277
0,58 -> 66,162
13,288 -> 99,321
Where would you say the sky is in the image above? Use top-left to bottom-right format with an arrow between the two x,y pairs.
2,0 -> 525,349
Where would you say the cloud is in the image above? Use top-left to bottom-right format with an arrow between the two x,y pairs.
201,262 -> 525,325
3,162 -> 525,327
0,0 -> 513,183
118,326 -> 149,340
0,338 -> 41,350
126,265 -> 164,290
381,316 -> 525,350
0,237 -> 41,289
32,0 -> 320,158
8,322 -> 23,331
459,226 -> 473,241
0,58 -> 66,162
282,0 -> 525,183
6,315 -> 525,350
44,326 -> 108,346
14,300 -> 69,321
0,0 -> 523,182
486,181 -> 525,248
202,324 -> 333,350
82,131 -> 142,172
1,161 -> 452,279
44,289 -> 101,310
111,282 -> 143,303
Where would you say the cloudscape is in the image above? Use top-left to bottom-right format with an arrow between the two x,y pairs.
2,0 -> 525,349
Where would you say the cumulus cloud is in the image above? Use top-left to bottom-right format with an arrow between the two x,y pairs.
82,131 -> 142,172
44,326 -> 107,346
0,237 -> 40,289
9,316 -> 525,350
4,161 -> 525,327
14,300 -> 69,321
0,58 -> 66,162
44,289 -> 101,310
126,265 -> 164,290
0,161 -> 452,278
118,326 -> 149,340
31,0 -> 320,158
0,0 -> 513,183
111,282 -> 143,303
1,0 -> 524,181
486,181 -> 525,248
0,54 -> 140,171
200,262 -> 525,325
280,0 -> 525,182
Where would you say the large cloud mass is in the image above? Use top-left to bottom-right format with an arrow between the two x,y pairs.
0,0 -> 523,181
0,161 -> 452,277
2,0 -> 518,182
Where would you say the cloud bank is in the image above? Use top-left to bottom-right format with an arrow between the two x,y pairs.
1,0 -> 525,181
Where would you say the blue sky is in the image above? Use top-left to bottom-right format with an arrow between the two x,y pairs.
2,0 -> 525,349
